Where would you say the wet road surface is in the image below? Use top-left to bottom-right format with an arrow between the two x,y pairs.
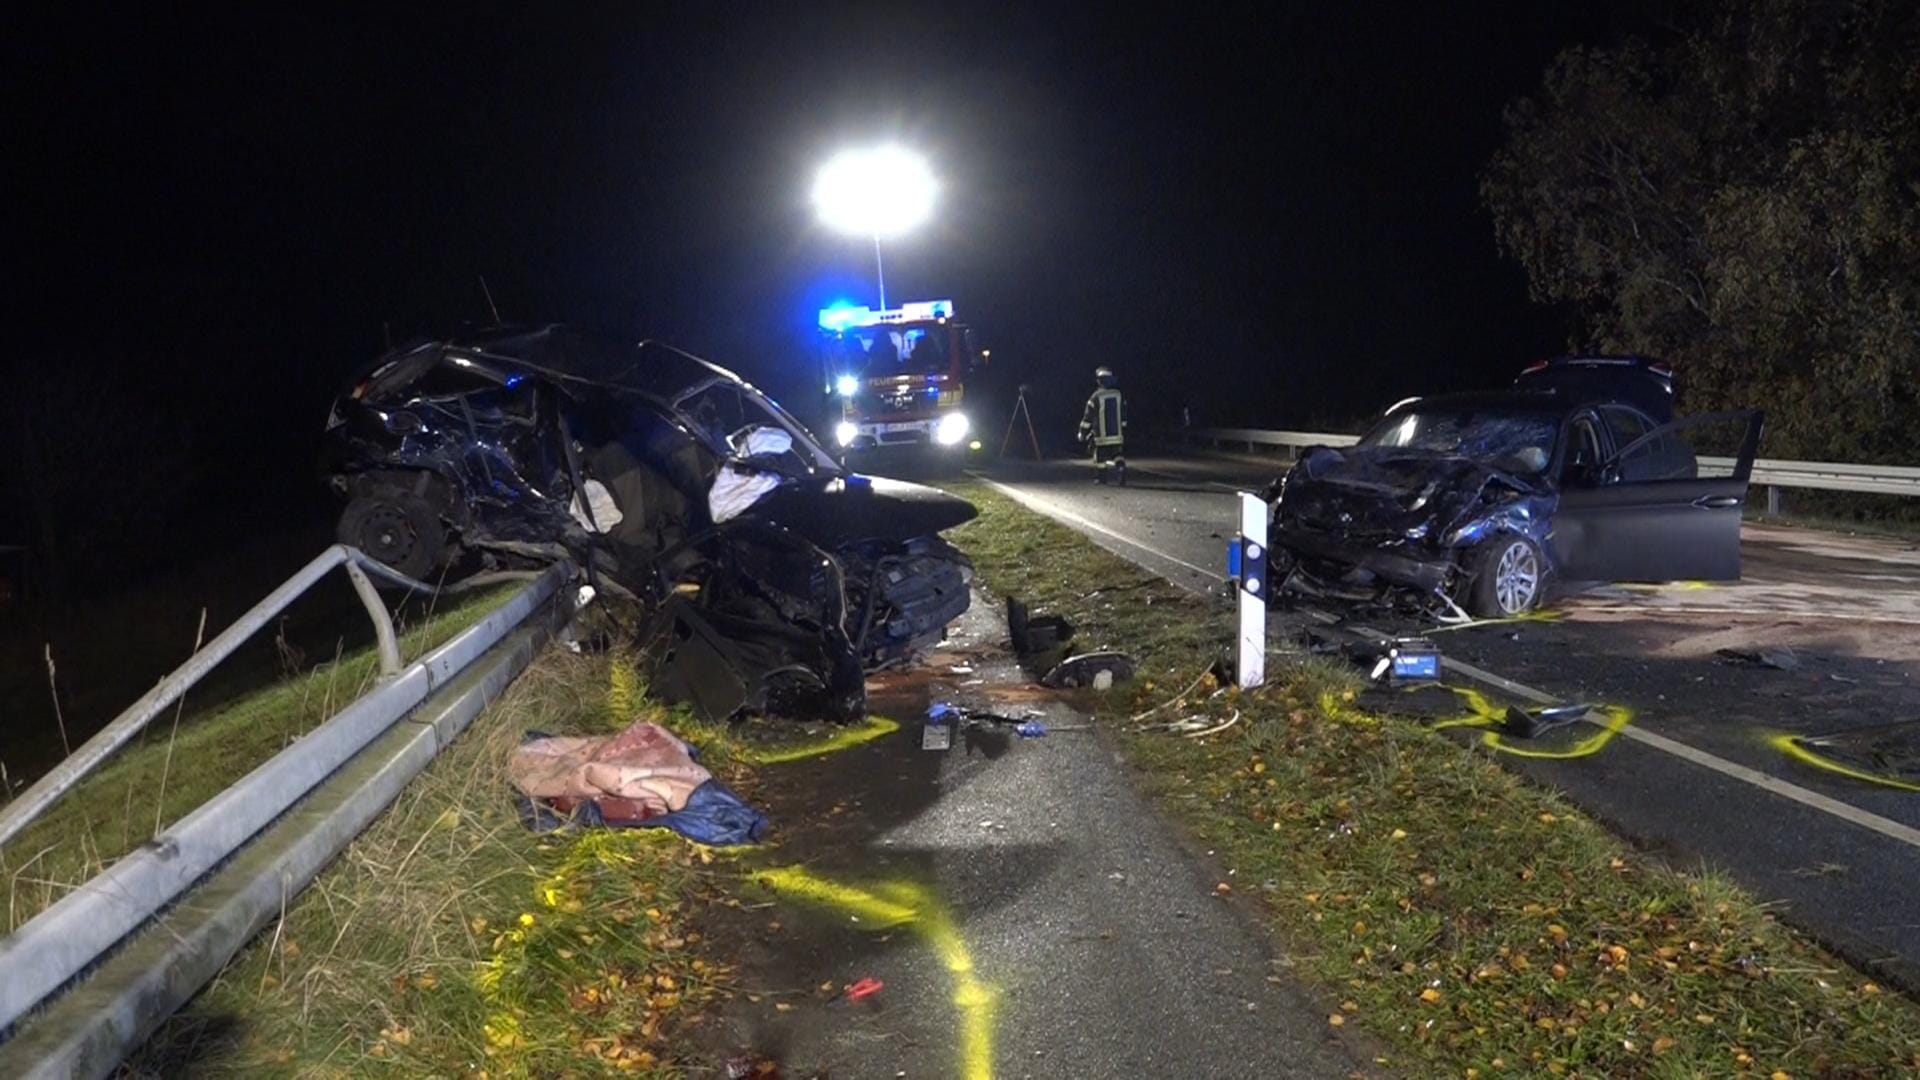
703,596 -> 1370,1079
977,453 -> 1920,991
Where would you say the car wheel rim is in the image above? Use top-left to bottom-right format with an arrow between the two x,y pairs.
362,505 -> 417,566
1494,541 -> 1538,615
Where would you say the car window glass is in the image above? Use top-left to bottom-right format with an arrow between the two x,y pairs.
1614,414 -> 1761,482
409,361 -> 499,399
1562,417 -> 1603,484
1358,407 -> 1559,473
1600,406 -> 1650,447
675,382 -> 747,446
465,380 -> 539,424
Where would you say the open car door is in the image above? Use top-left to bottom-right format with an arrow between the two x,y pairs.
1548,410 -> 1764,583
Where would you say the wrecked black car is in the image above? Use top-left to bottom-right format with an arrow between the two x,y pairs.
321,324 -> 975,721
1268,362 -> 1763,620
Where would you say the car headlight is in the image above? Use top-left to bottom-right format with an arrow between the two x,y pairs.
934,411 -> 970,446
835,374 -> 861,397
835,421 -> 859,447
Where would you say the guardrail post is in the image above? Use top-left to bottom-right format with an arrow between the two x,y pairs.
344,561 -> 402,677
1766,484 -> 1781,517
1235,492 -> 1267,689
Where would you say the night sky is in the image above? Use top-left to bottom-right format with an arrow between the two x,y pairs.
10,3 -> 1651,536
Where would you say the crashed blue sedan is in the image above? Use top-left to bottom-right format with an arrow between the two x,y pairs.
1269,381 -> 1763,620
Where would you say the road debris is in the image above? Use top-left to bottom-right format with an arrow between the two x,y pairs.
1007,595 -> 1075,656
1500,704 -> 1593,739
1345,636 -> 1443,685
1772,720 -> 1920,791
833,977 -> 884,1005
1041,651 -> 1137,689
509,720 -> 767,844
1716,644 -> 1800,671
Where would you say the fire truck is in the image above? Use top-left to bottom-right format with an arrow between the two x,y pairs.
817,298 -> 987,463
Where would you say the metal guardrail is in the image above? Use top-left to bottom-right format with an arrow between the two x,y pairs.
1162,427 -> 1920,503
0,548 -> 575,1073
0,545 -> 433,851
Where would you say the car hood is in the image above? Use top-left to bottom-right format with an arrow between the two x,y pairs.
754,474 -> 978,548
1274,445 -> 1542,545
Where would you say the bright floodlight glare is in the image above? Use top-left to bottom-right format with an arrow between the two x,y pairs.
813,147 -> 936,238
835,374 -> 862,397
934,411 -> 971,446
835,421 -> 859,447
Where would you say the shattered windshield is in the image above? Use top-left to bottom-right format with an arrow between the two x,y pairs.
1360,406 -> 1561,475
671,377 -> 841,476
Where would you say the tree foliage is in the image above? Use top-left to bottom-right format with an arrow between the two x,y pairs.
1483,0 -> 1920,463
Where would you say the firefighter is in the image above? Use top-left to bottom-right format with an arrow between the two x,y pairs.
1077,366 -> 1126,485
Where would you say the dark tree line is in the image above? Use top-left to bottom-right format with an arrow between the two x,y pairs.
1483,0 -> 1920,465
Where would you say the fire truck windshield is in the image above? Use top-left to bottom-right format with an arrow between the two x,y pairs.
827,324 -> 951,379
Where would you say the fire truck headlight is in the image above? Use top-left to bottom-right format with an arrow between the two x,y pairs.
835,421 -> 859,447
835,374 -> 861,397
935,412 -> 971,446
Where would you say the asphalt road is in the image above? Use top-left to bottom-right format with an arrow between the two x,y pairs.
703,596 -> 1370,1079
976,452 -> 1920,992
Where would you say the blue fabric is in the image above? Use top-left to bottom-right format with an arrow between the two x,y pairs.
513,728 -> 767,846
515,779 -> 766,845
645,779 -> 768,846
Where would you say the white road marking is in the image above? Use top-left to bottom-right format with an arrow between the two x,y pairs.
987,474 -> 1920,854
1365,635 -> 1920,852
976,476 -> 1223,581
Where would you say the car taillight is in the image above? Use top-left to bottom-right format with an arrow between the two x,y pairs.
1520,360 -> 1551,376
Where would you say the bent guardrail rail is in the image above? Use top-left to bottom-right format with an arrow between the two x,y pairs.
0,545 -> 441,851
0,549 -> 575,1063
1159,427 -> 1920,503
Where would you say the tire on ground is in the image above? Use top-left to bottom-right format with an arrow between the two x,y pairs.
1463,533 -> 1545,618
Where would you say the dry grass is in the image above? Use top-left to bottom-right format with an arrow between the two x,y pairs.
129,646 -> 726,1078
1,584 -> 515,934
946,478 -> 1920,1078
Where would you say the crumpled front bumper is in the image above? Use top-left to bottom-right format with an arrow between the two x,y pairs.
1273,524 -> 1452,594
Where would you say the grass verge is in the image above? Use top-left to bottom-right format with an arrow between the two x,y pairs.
946,478 -> 1920,1078
2,584 -> 516,933
131,645 -> 729,1077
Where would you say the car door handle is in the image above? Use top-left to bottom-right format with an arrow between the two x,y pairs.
1692,494 -> 1742,509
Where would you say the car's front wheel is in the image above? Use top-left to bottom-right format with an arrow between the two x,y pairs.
1464,534 -> 1544,618
337,486 -> 447,580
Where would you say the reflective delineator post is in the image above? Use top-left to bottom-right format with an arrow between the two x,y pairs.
1236,491 -> 1267,689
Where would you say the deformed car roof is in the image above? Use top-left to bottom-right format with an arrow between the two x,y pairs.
1378,390 -> 1585,418
431,323 -> 727,400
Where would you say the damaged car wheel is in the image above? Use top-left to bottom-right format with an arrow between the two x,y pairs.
337,487 -> 446,579
1466,535 -> 1542,618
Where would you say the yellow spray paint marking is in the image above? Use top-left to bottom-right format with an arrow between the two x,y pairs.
1430,686 -> 1504,730
757,865 -> 996,1080
603,652 -> 895,763
1767,734 -> 1920,793
1480,705 -> 1633,759
735,715 -> 901,765
1619,579 -> 1716,593
1426,686 -> 1634,758
1428,608 -> 1565,634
